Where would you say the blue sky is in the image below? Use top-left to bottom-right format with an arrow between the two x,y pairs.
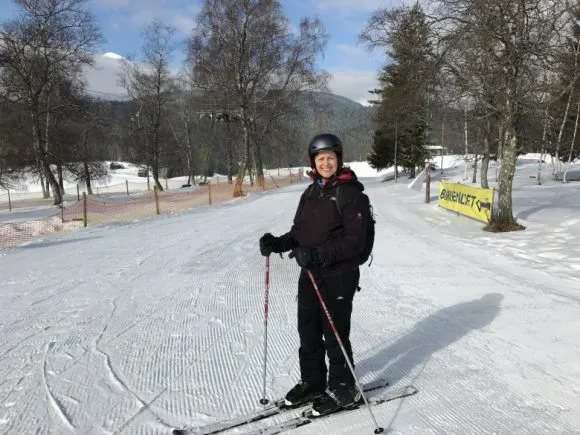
0,0 -> 407,103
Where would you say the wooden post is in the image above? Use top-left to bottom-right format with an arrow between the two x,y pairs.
7,189 -> 11,212
77,184 -> 80,201
126,179 -> 129,196
154,186 -> 160,215
83,192 -> 87,227
61,204 -> 64,223
289,170 -> 293,184
208,181 -> 212,205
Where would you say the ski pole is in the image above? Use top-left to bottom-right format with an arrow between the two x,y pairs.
306,269 -> 384,434
259,256 -> 271,405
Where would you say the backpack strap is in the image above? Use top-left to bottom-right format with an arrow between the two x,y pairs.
334,184 -> 359,218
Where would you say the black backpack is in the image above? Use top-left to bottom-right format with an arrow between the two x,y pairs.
334,184 -> 376,266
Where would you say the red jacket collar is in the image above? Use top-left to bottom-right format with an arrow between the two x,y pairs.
311,167 -> 358,186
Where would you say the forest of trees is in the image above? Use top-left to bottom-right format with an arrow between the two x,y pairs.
0,0 -> 372,202
2,0 -> 579,232
362,1 -> 580,231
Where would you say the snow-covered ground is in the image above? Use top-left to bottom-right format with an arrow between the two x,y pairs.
1,156 -> 579,434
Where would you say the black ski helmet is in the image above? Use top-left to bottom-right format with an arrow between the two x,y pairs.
308,133 -> 343,168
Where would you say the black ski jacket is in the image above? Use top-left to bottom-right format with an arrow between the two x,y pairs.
278,168 -> 368,276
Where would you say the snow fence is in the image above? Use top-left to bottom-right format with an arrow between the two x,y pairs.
0,170 -> 304,248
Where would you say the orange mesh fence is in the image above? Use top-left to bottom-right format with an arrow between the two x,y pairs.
239,169 -> 305,195
0,210 -> 85,248
0,169 -> 306,248
83,193 -> 158,224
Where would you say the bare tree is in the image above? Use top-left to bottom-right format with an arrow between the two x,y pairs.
188,0 -> 328,194
0,0 -> 102,205
61,96 -> 109,195
120,20 -> 176,191
168,78 -> 202,185
431,0 -> 571,231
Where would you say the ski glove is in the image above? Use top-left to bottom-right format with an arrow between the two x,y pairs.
289,247 -> 325,269
259,233 -> 281,257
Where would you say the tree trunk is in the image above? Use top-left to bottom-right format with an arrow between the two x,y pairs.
234,107 -> 251,197
254,139 -> 265,187
203,116 -> 217,183
43,94 -> 62,204
188,121 -> 197,185
42,159 -> 61,205
487,121 -> 524,232
472,154 -> 478,183
481,149 -> 489,189
57,163 -> 64,195
37,157 -> 48,198
253,119 -> 274,187
394,120 -> 399,181
32,113 -> 62,204
563,96 -> 580,183
227,141 -> 234,184
554,87 -> 574,178
463,108 -> 469,180
537,109 -> 549,185
248,141 -> 254,187
481,119 -> 490,189
496,124 -> 503,181
84,161 -> 94,195
152,154 -> 162,191
151,129 -> 163,191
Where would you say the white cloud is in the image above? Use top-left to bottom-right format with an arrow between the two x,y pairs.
327,68 -> 379,105
83,53 -> 185,99
315,0 -> 409,14
171,14 -> 197,35
336,44 -> 370,58
83,54 -> 129,100
82,55 -> 379,106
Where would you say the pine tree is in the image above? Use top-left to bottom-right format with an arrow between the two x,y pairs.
362,3 -> 437,177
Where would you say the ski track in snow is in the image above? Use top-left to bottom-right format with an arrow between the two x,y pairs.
0,178 -> 579,434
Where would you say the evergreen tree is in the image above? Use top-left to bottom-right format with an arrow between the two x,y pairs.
362,3 -> 437,177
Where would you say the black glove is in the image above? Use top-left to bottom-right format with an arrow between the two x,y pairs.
289,247 -> 325,269
259,233 -> 280,257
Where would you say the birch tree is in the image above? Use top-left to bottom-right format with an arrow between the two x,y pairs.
431,0 -> 570,231
188,0 -> 327,194
0,0 -> 102,205
120,20 -> 176,191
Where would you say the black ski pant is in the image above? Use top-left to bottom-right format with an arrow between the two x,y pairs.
297,267 -> 359,390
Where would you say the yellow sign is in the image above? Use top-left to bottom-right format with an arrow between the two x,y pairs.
438,182 -> 494,223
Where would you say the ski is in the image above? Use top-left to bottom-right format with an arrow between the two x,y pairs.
172,378 -> 388,435
253,385 -> 418,435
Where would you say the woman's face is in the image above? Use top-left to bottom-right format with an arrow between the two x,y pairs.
314,150 -> 338,179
